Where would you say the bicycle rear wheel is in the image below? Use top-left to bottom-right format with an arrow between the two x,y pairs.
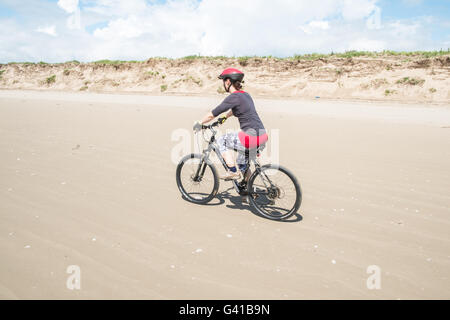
247,164 -> 302,220
176,154 -> 219,204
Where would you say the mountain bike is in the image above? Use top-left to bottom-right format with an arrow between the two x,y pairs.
175,121 -> 302,221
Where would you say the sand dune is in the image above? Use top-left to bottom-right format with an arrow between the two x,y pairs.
0,90 -> 449,299
1,54 -> 449,103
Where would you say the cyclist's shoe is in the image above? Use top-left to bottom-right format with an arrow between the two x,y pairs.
241,196 -> 250,204
220,170 -> 241,181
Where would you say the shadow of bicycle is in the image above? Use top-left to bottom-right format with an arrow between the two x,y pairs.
181,187 -> 302,223
213,187 -> 303,223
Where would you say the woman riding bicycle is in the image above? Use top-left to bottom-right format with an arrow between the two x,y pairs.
194,68 -> 268,181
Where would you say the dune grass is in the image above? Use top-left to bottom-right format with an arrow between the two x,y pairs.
65,60 -> 81,64
396,77 -> 425,86
180,50 -> 450,62
292,49 -> 450,60
93,59 -> 143,64
2,50 -> 449,66
46,75 -> 56,84
158,50 -> 450,62
384,89 -> 397,96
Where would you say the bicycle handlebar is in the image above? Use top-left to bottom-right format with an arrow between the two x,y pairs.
201,121 -> 220,130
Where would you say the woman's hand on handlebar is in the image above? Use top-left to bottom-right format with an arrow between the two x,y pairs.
193,120 -> 219,132
194,111 -> 225,132
217,116 -> 227,125
193,121 -> 202,132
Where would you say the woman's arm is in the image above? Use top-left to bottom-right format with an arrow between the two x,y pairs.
225,110 -> 233,119
199,112 -> 215,125
200,109 -> 233,125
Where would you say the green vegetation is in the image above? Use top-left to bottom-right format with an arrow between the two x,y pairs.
429,88 -> 437,93
173,75 -> 203,87
7,62 -> 35,65
160,84 -> 168,92
0,70 -> 5,77
338,51 -> 375,58
63,69 -> 70,76
46,75 -> 56,84
293,50 -> 450,60
182,55 -> 202,60
382,50 -> 450,58
187,75 -> 202,86
396,77 -> 425,86
145,70 -> 160,77
3,50 -> 449,66
372,78 -> 389,88
65,60 -> 80,64
362,78 -> 389,89
238,56 -> 252,66
180,54 -> 229,60
80,86 -> 88,91
93,59 -> 142,65
293,51 -> 375,60
293,53 -> 329,60
384,89 -> 397,96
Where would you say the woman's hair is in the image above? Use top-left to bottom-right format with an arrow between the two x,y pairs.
232,80 -> 243,90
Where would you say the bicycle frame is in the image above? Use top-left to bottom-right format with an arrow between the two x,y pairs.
196,125 -> 265,195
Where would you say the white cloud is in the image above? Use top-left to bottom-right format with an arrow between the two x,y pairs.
0,0 -> 445,63
366,7 -> 382,30
341,0 -> 378,20
81,0 -> 383,57
58,0 -> 81,29
66,8 -> 81,30
93,15 -> 147,38
388,21 -> 421,36
300,21 -> 330,34
349,38 -> 386,51
36,25 -> 57,37
57,0 -> 79,14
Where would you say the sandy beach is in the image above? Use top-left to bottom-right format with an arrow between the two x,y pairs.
0,90 -> 449,299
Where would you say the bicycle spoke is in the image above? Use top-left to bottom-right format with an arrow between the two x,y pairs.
250,167 -> 300,219
179,158 -> 216,202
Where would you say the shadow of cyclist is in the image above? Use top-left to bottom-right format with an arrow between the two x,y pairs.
215,187 -> 303,223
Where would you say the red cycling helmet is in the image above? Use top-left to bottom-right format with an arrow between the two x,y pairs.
218,68 -> 244,82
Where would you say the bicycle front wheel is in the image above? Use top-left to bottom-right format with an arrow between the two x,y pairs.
176,154 -> 219,204
247,164 -> 302,220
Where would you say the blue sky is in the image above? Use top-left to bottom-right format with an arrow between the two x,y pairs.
0,0 -> 449,62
